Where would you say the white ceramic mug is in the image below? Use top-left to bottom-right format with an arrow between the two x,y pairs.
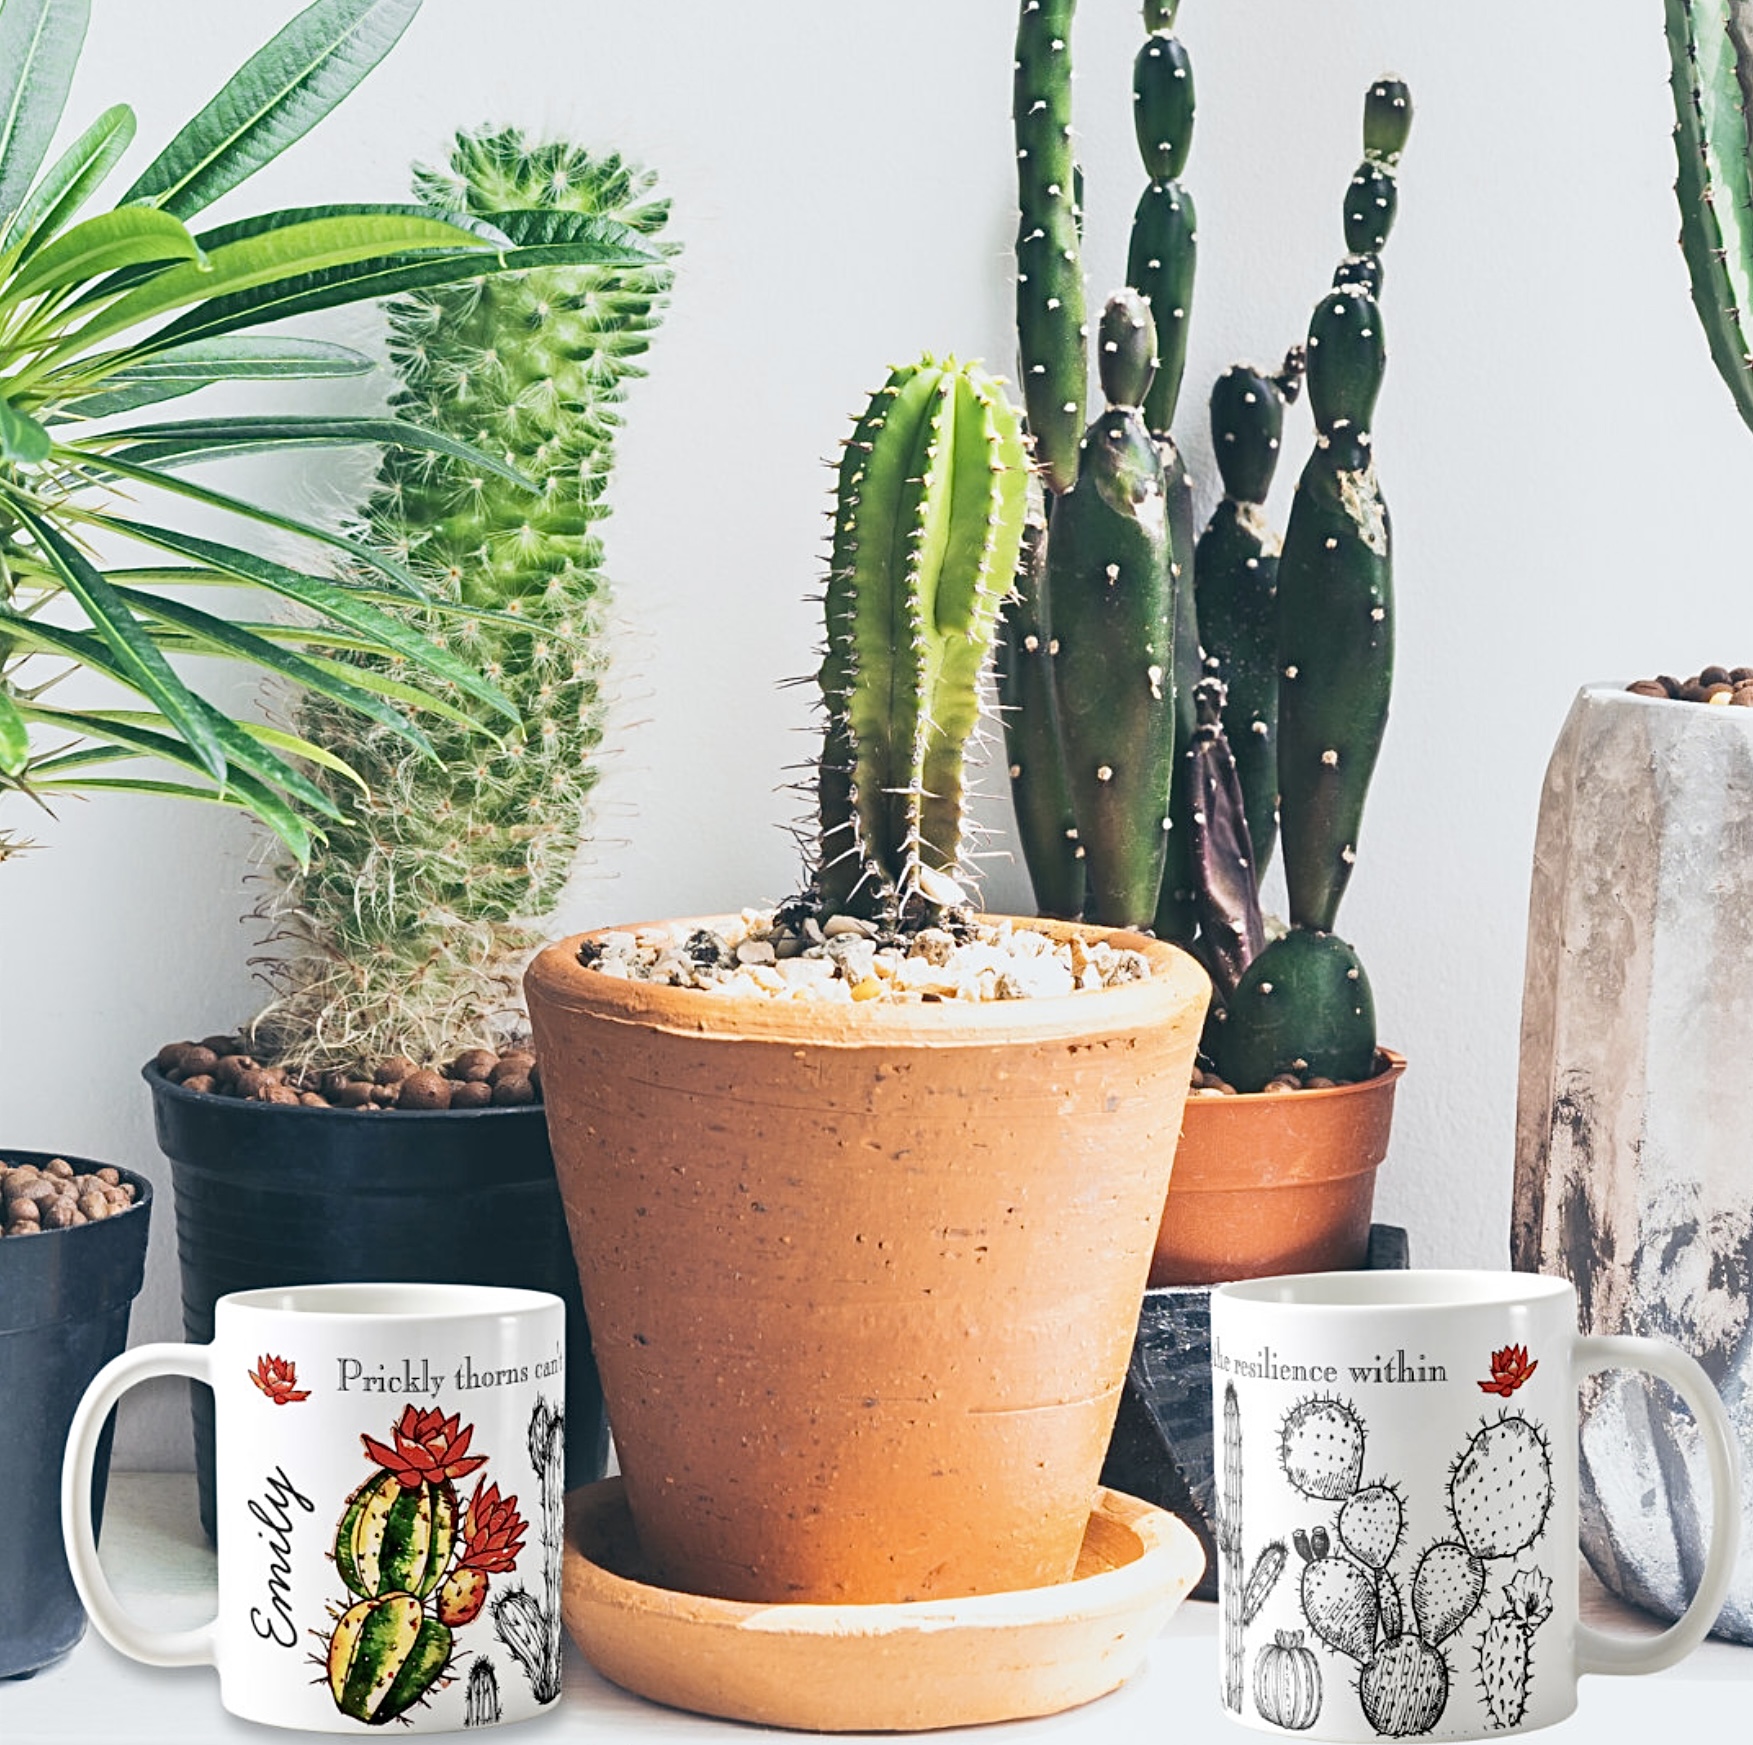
1209,1270 -> 1740,1740
62,1283 -> 566,1733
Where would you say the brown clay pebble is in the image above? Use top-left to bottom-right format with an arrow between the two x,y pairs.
398,1070 -> 452,1111
319,1070 -> 351,1098
447,1049 -> 498,1084
6,1198 -> 40,1224
78,1192 -> 110,1221
372,1082 -> 402,1107
234,1068 -> 282,1100
181,1074 -> 217,1096
46,1157 -> 75,1179
156,1041 -> 196,1073
299,1092 -> 330,1108
491,1052 -> 537,1085
261,1084 -> 303,1106
375,1056 -> 418,1086
1304,1076 -> 1338,1089
491,1075 -> 535,1107
334,1082 -> 376,1108
104,1186 -> 131,1209
1262,1076 -> 1301,1094
1701,665 -> 1731,686
41,1199 -> 75,1229
449,1080 -> 493,1110
19,1178 -> 57,1204
200,1034 -> 241,1056
1626,680 -> 1668,699
214,1053 -> 257,1085
4,1221 -> 40,1237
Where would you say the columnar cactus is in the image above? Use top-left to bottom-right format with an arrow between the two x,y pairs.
811,357 -> 1030,925
1666,0 -> 1753,431
1217,1382 -> 1289,1713
1205,80 -> 1412,1093
252,129 -> 674,1073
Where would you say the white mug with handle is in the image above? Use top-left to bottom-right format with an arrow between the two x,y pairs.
63,1282 -> 565,1733
1210,1269 -> 1740,1740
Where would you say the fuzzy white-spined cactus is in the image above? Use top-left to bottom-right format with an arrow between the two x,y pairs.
252,129 -> 674,1070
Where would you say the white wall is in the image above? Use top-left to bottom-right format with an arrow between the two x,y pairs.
3,1 -> 1749,1470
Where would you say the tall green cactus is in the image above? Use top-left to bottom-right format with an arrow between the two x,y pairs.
251,130 -> 673,1071
1666,0 -> 1753,430
1210,80 -> 1411,1091
813,357 -> 1029,926
1005,0 -> 1197,931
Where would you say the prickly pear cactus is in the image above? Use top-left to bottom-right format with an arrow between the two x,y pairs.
1338,1483 -> 1404,1572
1410,1540 -> 1486,1645
253,130 -> 675,1073
1299,1545 -> 1379,1661
811,356 -> 1029,926
1448,1414 -> 1553,1560
1357,1633 -> 1449,1738
1279,1396 -> 1366,1500
1477,1570 -> 1554,1729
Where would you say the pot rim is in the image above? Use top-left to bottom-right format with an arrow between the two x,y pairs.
141,1061 -> 546,1121
1184,1048 -> 1406,1111
525,914 -> 1211,1046
0,1149 -> 152,1240
1581,680 -> 1753,717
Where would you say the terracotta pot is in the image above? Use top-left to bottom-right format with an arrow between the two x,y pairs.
525,917 -> 1209,1605
1148,1050 -> 1404,1287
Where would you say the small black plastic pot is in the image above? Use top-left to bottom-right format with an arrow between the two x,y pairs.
144,1068 -> 608,1542
0,1152 -> 152,1679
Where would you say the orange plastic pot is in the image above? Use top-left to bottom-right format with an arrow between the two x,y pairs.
1148,1050 -> 1404,1287
526,918 -> 1210,1606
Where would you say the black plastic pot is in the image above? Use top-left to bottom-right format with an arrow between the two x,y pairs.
144,1068 -> 608,1542
0,1152 -> 152,1679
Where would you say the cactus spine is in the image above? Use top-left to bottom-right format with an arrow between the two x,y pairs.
1666,0 -> 1753,430
812,358 -> 1029,925
1208,81 -> 1411,1092
1005,0 -> 1198,930
252,131 -> 673,1072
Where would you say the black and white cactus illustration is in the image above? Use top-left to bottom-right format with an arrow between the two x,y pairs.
492,1395 -> 564,1704
1216,1382 -> 1290,1713
1276,1393 -> 1555,1737
464,1659 -> 502,1728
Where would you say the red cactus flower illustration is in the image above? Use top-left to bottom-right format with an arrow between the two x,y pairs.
360,1405 -> 487,1488
249,1354 -> 309,1405
1478,1344 -> 1538,1396
457,1480 -> 527,1574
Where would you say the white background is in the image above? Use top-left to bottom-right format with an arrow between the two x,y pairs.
3,0 -> 1750,1472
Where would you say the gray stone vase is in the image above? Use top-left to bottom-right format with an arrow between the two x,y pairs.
1513,682 -> 1753,1643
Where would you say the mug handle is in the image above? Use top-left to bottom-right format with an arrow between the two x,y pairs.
61,1341 -> 218,1668
1572,1333 -> 1742,1676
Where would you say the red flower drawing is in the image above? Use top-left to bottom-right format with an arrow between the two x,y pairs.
360,1405 -> 487,1488
456,1479 -> 527,1574
1478,1344 -> 1538,1396
249,1354 -> 310,1405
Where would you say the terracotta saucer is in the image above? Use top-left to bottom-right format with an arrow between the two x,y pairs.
561,1479 -> 1206,1732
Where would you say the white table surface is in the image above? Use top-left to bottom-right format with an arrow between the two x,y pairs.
4,1474 -> 1748,1743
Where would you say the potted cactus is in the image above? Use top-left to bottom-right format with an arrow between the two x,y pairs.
0,0 -> 652,1676
1512,0 -> 1753,1645
1002,0 -> 1412,1284
144,124 -> 676,1538
525,354 -> 1211,1609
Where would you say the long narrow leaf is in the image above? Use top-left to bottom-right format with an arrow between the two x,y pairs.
67,456 -> 431,597
53,335 -> 373,420
89,515 -> 519,722
112,584 -> 434,755
0,0 -> 88,224
10,206 -> 201,302
11,700 -> 314,859
1,101 -> 133,259
8,500 -> 226,777
45,212 -> 486,360
0,688 -> 28,774
0,397 -> 49,463
94,415 -> 528,489
108,217 -> 655,361
120,0 -> 420,220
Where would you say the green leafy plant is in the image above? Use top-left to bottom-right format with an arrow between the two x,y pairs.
1002,0 -> 1412,1088
0,0 -> 655,865
250,130 -> 674,1070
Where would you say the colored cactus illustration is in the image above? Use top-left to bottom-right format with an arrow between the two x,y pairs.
1216,1382 -> 1291,1713
249,1354 -> 309,1405
322,1406 -> 526,1726
492,1394 -> 565,1704
1477,1344 -> 1538,1397
1276,1393 -> 1554,1736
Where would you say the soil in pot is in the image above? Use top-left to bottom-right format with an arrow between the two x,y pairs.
527,914 -> 1211,1607
1149,1050 -> 1405,1287
0,1153 -> 151,1679
144,1067 -> 605,1543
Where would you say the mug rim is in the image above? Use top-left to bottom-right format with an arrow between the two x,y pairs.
216,1281 -> 562,1321
1214,1268 -> 1574,1311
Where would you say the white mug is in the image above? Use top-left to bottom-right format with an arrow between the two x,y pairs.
1209,1270 -> 1740,1740
63,1283 -> 566,1733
